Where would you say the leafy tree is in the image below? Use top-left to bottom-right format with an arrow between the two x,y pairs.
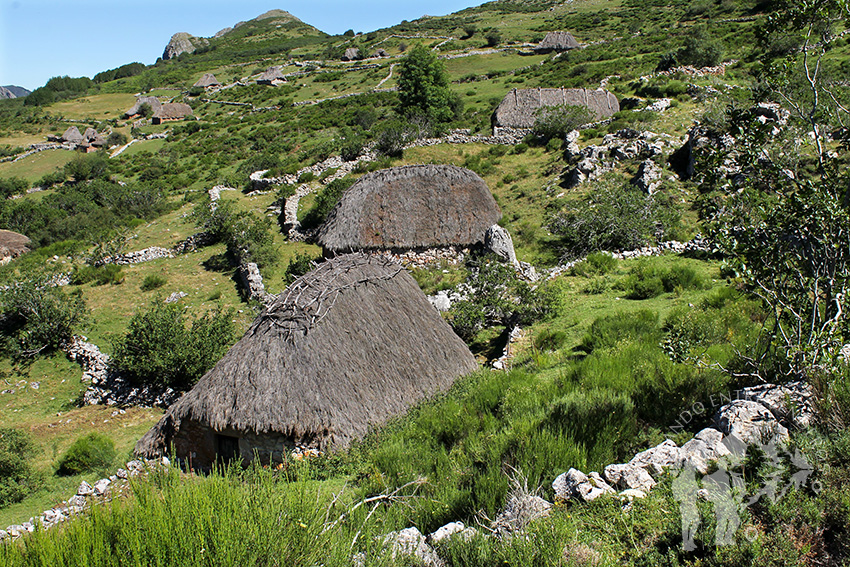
198,200 -> 279,267
0,275 -> 87,360
300,177 -> 356,229
64,153 -> 110,182
700,0 -> 850,379
0,176 -> 28,199
397,44 -> 461,123
485,28 -> 502,47
449,254 -> 554,341
0,428 -> 37,508
111,302 -> 235,390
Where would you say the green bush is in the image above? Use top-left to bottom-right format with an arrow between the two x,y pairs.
283,252 -> 320,284
580,309 -> 660,354
198,200 -> 279,267
56,432 -> 116,476
532,103 -> 595,142
0,275 -> 87,360
71,264 -> 124,286
0,428 -> 37,508
140,274 -> 167,291
111,302 -> 235,390
300,177 -> 355,230
570,252 -> 617,277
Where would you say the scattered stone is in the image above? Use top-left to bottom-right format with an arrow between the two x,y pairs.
77,481 -> 93,497
492,493 -> 552,536
553,468 -> 615,502
714,399 -> 789,445
740,382 -> 815,429
165,291 -> 188,304
381,527 -> 443,567
632,158 -> 663,194
619,489 -> 647,501
67,495 -> 86,507
429,521 -> 477,543
116,468 -> 128,479
629,439 -> 681,477
485,224 -> 518,266
678,427 -> 733,474
93,479 -> 111,496
603,463 -> 656,492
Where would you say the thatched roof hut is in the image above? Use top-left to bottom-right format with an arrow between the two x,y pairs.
61,126 -> 84,144
257,66 -> 286,85
534,31 -> 581,54
152,103 -> 193,124
372,48 -> 390,58
193,73 -> 221,88
492,88 -> 619,130
135,253 -> 477,466
0,230 -> 31,264
124,96 -> 162,118
342,47 -> 362,61
317,165 -> 501,255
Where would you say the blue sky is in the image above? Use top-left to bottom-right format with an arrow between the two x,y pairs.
0,0 -> 482,91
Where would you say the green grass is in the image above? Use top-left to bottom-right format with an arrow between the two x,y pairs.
0,150 -> 74,183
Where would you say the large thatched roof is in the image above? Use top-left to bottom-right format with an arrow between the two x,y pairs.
61,126 -> 84,144
194,73 -> 221,88
153,102 -> 193,122
257,66 -> 286,84
342,47 -> 362,61
534,31 -> 581,53
124,96 -> 162,117
0,230 -> 31,262
493,88 -> 619,130
136,254 -> 478,455
317,165 -> 501,254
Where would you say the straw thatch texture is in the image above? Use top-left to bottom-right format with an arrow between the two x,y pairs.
317,165 -> 501,254
135,253 -> 477,462
257,66 -> 286,85
194,73 -> 221,88
342,47 -> 362,61
0,230 -> 31,263
493,88 -> 619,129
534,31 -> 581,53
152,103 -> 193,124
61,126 -> 84,144
124,96 -> 162,118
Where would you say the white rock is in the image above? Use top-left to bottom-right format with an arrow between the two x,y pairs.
429,521 -> 477,543
382,527 -> 443,567
77,481 -> 93,496
714,399 -> 789,445
603,463 -> 656,492
629,439 -> 681,477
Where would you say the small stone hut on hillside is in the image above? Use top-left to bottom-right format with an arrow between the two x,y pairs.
152,102 -> 193,124
193,73 -> 221,88
124,96 -> 162,118
257,66 -> 286,85
0,230 -> 31,265
534,31 -> 581,54
135,253 -> 478,467
317,165 -> 501,256
342,47 -> 362,61
492,87 -> 619,134
60,126 -> 84,144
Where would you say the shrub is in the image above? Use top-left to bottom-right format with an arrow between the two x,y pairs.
106,132 -> 127,147
532,103 -> 595,142
64,153 -> 109,182
111,302 -> 236,390
618,260 -> 667,299
140,274 -> 167,291
570,252 -> 617,277
0,428 -> 37,508
56,432 -> 116,476
0,275 -> 87,360
550,182 -> 679,260
300,177 -> 355,229
71,264 -> 124,286
198,200 -> 279,267
0,177 -> 28,199
485,29 -> 502,47
284,252 -> 320,284
580,309 -> 660,354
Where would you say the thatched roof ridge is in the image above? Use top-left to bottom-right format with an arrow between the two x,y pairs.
342,47 -> 362,61
194,73 -> 221,88
257,66 -> 286,84
61,126 -> 84,144
136,253 -> 477,455
0,230 -> 31,261
83,127 -> 98,141
534,31 -> 581,53
493,87 -> 619,129
124,96 -> 162,117
317,165 -> 501,253
153,102 -> 193,121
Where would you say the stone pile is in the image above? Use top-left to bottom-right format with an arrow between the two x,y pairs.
63,336 -> 178,408
97,246 -> 173,266
1,459 -> 168,542
552,381 -> 814,507
562,128 -> 680,189
372,246 -> 469,270
239,262 -> 272,304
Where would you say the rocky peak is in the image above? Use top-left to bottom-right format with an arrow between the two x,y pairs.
162,32 -> 208,60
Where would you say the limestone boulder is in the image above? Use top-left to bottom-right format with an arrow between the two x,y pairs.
629,439 -> 681,477
603,463 -> 656,492
714,399 -> 789,445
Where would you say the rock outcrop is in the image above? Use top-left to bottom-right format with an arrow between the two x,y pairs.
162,32 -> 208,60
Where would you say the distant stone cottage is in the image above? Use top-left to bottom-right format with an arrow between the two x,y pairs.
534,31 -> 581,54
151,103 -> 193,125
124,96 -> 163,119
193,73 -> 221,89
492,88 -> 619,134
257,66 -> 286,85
135,253 -> 478,467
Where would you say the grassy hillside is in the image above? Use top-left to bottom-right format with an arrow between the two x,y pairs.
1,0 -> 849,564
